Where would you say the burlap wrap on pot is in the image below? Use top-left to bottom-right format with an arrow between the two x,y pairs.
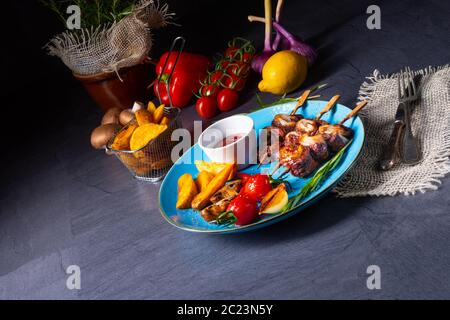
334,65 -> 450,197
45,0 -> 174,76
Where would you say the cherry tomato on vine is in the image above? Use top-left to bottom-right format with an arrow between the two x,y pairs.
196,96 -> 218,119
241,174 -> 272,201
200,84 -> 219,98
233,77 -> 247,91
222,74 -> 246,91
225,61 -> 247,77
242,52 -> 253,63
226,194 -> 259,226
216,60 -> 230,71
224,46 -> 240,59
217,88 -> 239,112
225,63 -> 240,76
209,70 -> 224,84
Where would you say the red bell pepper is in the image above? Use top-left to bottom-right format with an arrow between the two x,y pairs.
154,51 -> 210,108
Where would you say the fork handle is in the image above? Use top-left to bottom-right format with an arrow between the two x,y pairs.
402,104 -> 421,164
379,120 -> 405,171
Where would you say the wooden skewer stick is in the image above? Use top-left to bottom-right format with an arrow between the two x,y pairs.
316,95 -> 340,120
258,152 -> 269,168
270,162 -> 282,175
290,90 -> 311,115
338,100 -> 368,125
277,167 -> 291,179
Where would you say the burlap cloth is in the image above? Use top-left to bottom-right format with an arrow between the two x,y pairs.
45,0 -> 174,76
334,65 -> 450,197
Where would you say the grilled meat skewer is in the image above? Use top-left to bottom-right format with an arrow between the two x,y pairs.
318,124 -> 354,153
279,144 -> 318,177
299,134 -> 329,161
295,119 -> 328,136
284,131 -> 329,162
272,114 -> 303,133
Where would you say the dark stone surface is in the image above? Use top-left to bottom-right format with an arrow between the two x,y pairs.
1,0 -> 449,299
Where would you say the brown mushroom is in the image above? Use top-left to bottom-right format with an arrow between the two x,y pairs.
119,109 -> 135,125
101,107 -> 121,125
90,123 -> 121,149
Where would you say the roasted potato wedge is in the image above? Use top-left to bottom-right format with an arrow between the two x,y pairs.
195,171 -> 215,192
129,123 -> 167,151
176,173 -> 198,209
194,160 -> 236,180
111,123 -> 139,150
153,104 -> 165,124
160,116 -> 171,125
147,101 -> 157,114
191,163 -> 236,210
135,109 -> 153,126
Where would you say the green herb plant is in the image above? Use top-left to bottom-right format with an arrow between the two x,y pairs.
40,0 -> 137,29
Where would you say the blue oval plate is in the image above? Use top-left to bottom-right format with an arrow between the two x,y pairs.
158,100 -> 365,234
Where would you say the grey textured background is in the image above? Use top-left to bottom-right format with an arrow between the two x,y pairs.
1,0 -> 449,299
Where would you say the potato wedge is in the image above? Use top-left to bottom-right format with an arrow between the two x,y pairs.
153,104 -> 165,124
195,171 -> 215,192
195,160 -> 236,180
135,109 -> 153,126
191,163 -> 236,210
130,123 -> 167,151
160,116 -> 171,125
111,123 -> 139,150
178,173 -> 192,190
147,101 -> 156,114
176,173 -> 198,209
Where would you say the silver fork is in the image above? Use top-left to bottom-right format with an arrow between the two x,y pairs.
379,68 -> 421,170
402,67 -> 421,164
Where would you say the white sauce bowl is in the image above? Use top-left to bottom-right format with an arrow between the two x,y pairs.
198,115 -> 257,169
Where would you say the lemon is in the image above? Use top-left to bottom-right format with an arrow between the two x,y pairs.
258,50 -> 308,95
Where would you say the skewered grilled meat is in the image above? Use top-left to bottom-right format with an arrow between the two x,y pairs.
318,124 -> 354,152
299,134 -> 329,161
279,144 -> 318,177
272,114 -> 303,133
258,125 -> 285,164
284,131 -> 302,148
265,125 -> 286,140
283,131 -> 329,162
259,142 -> 281,164
295,119 -> 328,136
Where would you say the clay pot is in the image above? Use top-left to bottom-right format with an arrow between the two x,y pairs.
74,63 -> 153,113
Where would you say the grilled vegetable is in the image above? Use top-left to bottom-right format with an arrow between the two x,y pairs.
259,183 -> 288,214
210,180 -> 242,203
201,198 -> 232,222
240,174 -> 272,201
225,194 -> 259,226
